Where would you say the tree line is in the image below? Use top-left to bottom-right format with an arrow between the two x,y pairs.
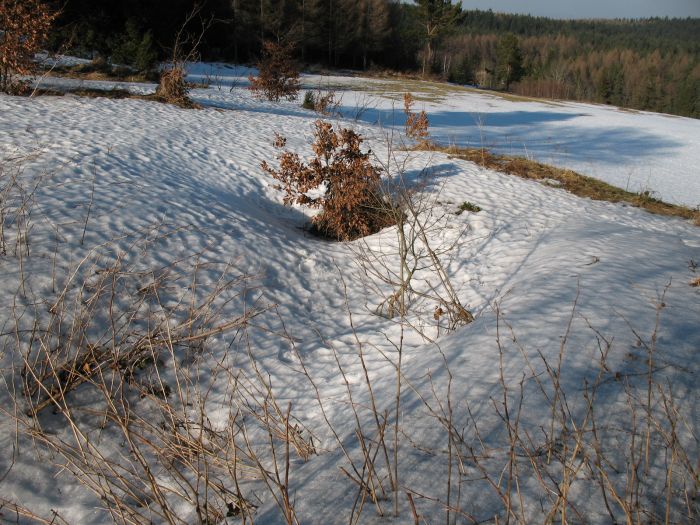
46,1 -> 700,118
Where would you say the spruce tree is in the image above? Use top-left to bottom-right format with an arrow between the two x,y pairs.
414,0 -> 463,76
496,33 -> 523,90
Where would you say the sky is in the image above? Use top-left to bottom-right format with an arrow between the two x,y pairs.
459,0 -> 700,19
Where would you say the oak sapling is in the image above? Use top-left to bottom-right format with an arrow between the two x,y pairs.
403,92 -> 430,144
0,0 -> 57,94
262,120 -> 393,240
249,41 -> 300,102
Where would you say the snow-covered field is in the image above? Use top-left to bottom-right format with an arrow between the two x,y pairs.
0,65 -> 698,524
189,63 -> 700,207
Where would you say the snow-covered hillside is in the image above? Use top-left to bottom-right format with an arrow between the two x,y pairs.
0,67 -> 698,524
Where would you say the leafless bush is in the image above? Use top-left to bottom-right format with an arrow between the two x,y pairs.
249,41 -> 300,102
155,4 -> 211,108
0,221 -> 322,523
350,91 -> 380,122
0,152 -> 51,300
357,180 -> 473,330
347,130 -> 472,331
0,154 -> 41,258
402,290 -> 699,524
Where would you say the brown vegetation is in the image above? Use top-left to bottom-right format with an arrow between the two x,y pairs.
301,88 -> 340,116
0,0 -> 57,94
249,41 -> 300,102
262,120 -> 393,240
420,143 -> 700,223
403,92 -> 430,144
154,4 -> 212,108
155,66 -> 198,108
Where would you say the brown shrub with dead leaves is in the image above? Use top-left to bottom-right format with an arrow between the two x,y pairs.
403,92 -> 430,144
0,0 -> 57,94
249,41 -> 300,102
262,120 -> 392,240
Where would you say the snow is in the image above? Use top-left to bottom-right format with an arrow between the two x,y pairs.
313,74 -> 700,208
0,64 -> 698,524
35,52 -> 93,68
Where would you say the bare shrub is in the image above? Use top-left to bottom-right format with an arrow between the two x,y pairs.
5,231 -> 315,523
403,93 -> 430,144
155,4 -> 211,108
353,165 -> 473,328
262,120 -> 394,240
0,154 -> 41,257
0,153 -> 49,299
249,41 -> 300,102
0,0 -> 57,94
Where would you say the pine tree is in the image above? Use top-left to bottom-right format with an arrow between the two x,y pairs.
356,0 -> 390,69
495,33 -> 523,90
414,0 -> 463,76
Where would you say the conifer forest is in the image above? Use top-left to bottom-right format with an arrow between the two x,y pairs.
48,1 -> 700,117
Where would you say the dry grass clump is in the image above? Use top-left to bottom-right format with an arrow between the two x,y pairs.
155,66 -> 198,108
249,41 -> 300,102
421,143 -> 700,223
262,120 -> 395,240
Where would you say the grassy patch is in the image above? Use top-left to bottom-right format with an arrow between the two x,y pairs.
456,201 -> 482,215
304,72 -> 562,106
66,88 -> 135,99
32,86 -> 201,109
46,61 -> 159,83
419,143 -> 700,224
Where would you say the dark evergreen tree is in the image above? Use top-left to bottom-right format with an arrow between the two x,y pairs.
414,0 -> 463,75
43,2 -> 700,118
495,33 -> 523,89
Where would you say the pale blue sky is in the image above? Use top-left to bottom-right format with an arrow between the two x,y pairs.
459,0 -> 700,19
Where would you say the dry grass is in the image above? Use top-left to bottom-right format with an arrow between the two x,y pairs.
419,143 -> 700,223
155,67 -> 199,108
32,85 -> 204,108
45,65 -> 158,84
